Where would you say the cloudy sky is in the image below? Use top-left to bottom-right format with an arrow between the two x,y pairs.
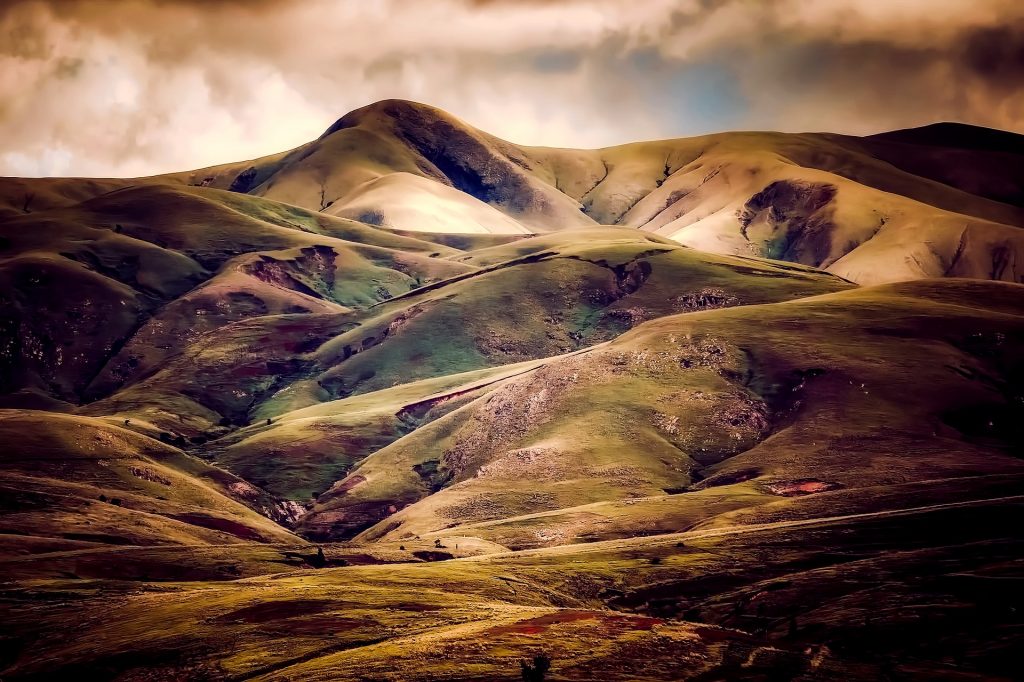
2,0 -> 1022,177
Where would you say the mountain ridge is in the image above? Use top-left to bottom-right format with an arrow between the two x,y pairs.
7,98 -> 1022,285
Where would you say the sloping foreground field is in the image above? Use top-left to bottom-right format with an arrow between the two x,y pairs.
2,494 -> 1021,680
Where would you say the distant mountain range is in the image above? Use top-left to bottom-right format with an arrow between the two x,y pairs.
5,100 -> 1024,285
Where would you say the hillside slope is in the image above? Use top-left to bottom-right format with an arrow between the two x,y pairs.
2,278 -> 1022,680
0,410 -> 302,549
77,229 -> 849,501
159,100 -> 1024,286
8,100 -> 1021,286
301,279 -> 1024,540
0,184 -> 472,405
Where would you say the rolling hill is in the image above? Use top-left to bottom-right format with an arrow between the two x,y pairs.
5,100 -> 1024,285
0,100 -> 1022,680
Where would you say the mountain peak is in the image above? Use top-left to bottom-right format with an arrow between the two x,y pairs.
320,99 -> 453,138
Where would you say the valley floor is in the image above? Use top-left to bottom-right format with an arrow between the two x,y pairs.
2,484 -> 1021,680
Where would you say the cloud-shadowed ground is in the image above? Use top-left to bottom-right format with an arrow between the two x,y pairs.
1,0 -> 1022,176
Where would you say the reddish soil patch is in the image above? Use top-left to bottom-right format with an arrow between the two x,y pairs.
488,610 -> 598,635
329,474 -> 367,496
693,625 -> 761,645
763,479 -> 842,497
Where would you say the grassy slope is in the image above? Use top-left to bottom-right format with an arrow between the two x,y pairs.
302,279 -> 1024,542
212,359 -> 558,501
0,184 -> 474,405
860,121 -> 1024,208
308,231 -> 849,398
326,171 -> 533,234
5,101 -> 1022,287
149,99 -> 1024,286
252,100 -> 597,233
0,411 -> 301,548
521,131 -> 1024,284
71,229 -> 845,505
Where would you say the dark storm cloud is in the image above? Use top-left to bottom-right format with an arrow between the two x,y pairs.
960,20 -> 1024,89
724,12 -> 1024,134
1,0 -> 1022,177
